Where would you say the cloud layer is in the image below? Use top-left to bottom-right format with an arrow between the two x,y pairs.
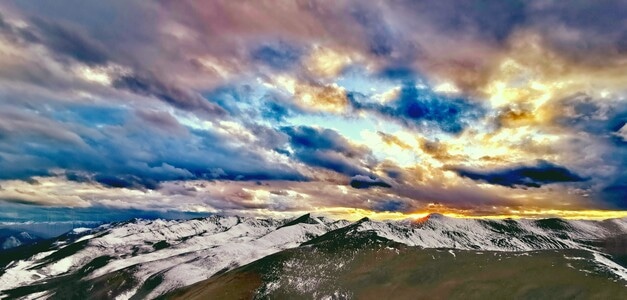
0,0 -> 625,221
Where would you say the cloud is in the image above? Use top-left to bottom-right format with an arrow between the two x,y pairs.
350,82 -> 485,134
419,138 -> 456,162
134,109 -> 187,135
0,201 -> 208,223
0,12 -> 109,66
282,126 -> 360,154
303,46 -> 355,78
28,17 -> 110,66
371,199 -> 410,213
281,126 -> 375,177
350,5 -> 395,57
261,101 -> 292,122
251,41 -> 303,70
113,74 -> 225,116
601,183 -> 627,209
0,0 -> 626,219
524,0 -> 627,61
0,100 -> 305,189
453,160 -> 586,188
377,131 -> 412,150
293,150 -> 370,178
349,175 -> 391,189
94,174 -> 160,190
402,0 -> 527,43
268,76 -> 350,113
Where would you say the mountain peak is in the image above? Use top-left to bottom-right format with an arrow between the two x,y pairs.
357,217 -> 371,223
413,213 -> 445,224
278,213 -> 319,229
2,213 -> 627,299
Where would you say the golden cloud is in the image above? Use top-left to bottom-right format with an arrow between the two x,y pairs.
304,46 -> 357,78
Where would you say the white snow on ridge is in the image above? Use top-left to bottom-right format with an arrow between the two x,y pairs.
71,227 -> 91,234
88,217 -> 281,279
0,216 -> 244,292
592,252 -> 627,285
1,214 -> 626,299
357,215 -> 623,252
140,221 -> 342,298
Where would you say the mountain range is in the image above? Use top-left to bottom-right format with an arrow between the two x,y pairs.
0,229 -> 42,251
1,213 -> 626,299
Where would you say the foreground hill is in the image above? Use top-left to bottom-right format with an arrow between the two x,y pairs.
1,214 -> 626,299
167,237 -> 626,299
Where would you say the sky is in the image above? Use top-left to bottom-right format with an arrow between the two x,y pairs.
0,0 -> 626,222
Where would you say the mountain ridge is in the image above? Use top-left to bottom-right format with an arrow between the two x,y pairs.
1,213 -> 626,299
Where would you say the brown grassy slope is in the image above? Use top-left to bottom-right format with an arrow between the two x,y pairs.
164,245 -> 627,300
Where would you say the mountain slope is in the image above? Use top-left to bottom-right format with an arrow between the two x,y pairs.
166,240 -> 626,300
0,215 -> 344,299
1,214 -> 626,299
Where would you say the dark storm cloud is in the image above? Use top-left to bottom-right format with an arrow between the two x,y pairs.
350,82 -> 485,134
251,41 -> 303,70
372,199 -> 410,213
390,0 -> 626,58
525,0 -> 627,59
0,101 -> 305,189
0,12 -> 110,66
350,4 -> 423,78
295,150 -> 369,177
282,126 -> 363,154
0,10 -> 227,117
28,17 -> 110,65
94,174 -> 159,190
453,160 -> 586,188
601,183 -> 627,209
379,161 -> 406,182
64,172 -> 90,183
282,126 -> 375,177
350,5 -> 395,57
349,175 -> 392,189
5,1 -> 165,66
400,0 -> 527,43
113,74 -> 225,116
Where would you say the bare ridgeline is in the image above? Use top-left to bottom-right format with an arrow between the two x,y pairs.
1,213 -> 626,299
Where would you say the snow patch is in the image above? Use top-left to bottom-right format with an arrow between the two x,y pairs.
448,250 -> 456,258
592,252 -> 627,284
71,227 -> 91,234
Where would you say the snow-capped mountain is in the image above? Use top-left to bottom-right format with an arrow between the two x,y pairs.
0,214 -> 626,299
356,213 -> 627,251
0,229 -> 42,251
